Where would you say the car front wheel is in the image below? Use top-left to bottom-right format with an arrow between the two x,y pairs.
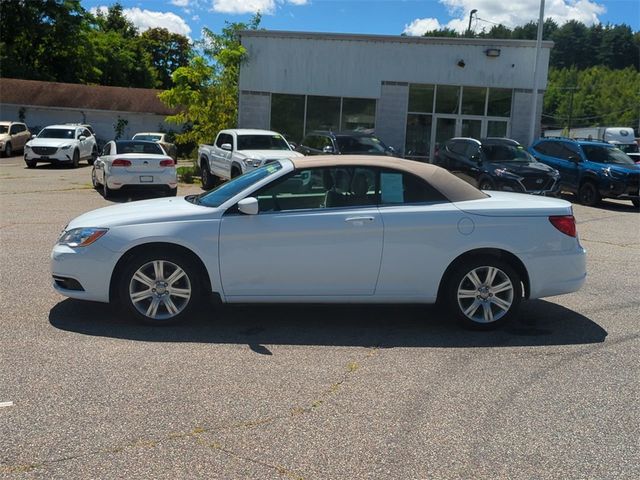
201,160 -> 215,190
118,251 -> 201,325
578,181 -> 600,206
446,257 -> 522,329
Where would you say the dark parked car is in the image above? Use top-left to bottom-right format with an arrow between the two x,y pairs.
296,131 -> 397,156
529,137 -> 640,207
434,137 -> 560,195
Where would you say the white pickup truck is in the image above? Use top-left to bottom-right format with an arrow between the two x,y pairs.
198,129 -> 303,189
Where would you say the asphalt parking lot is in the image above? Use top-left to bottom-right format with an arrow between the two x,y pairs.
1,155 -> 638,479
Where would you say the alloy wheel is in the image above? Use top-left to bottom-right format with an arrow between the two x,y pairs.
128,260 -> 192,321
456,265 -> 514,324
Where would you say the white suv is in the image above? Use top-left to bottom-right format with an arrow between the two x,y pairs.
24,124 -> 97,168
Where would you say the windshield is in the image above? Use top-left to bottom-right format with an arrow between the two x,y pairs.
336,136 -> 388,154
617,143 -> 639,154
195,162 -> 284,207
482,144 -> 532,162
38,128 -> 75,139
115,141 -> 164,155
237,134 -> 290,151
582,145 -> 635,165
133,134 -> 162,142
0,126 -> 8,134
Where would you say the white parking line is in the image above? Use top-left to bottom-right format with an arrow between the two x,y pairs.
0,401 -> 14,408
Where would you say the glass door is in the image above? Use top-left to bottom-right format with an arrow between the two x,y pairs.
461,119 -> 482,139
432,116 -> 457,162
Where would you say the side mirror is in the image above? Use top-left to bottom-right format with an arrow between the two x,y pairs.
322,145 -> 334,154
31,134 -> 37,139
288,142 -> 297,150
568,155 -> 580,164
471,154 -> 482,165
78,135 -> 86,141
237,197 -> 259,215
221,143 -> 232,151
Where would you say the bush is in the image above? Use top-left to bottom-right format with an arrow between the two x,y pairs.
177,165 -> 201,184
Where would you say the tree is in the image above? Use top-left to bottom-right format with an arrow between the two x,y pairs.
138,28 -> 192,89
159,14 -> 261,146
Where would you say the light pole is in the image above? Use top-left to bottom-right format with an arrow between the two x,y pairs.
467,9 -> 477,36
528,0 -> 545,146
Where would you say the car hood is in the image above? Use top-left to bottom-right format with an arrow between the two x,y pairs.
0,133 -> 10,142
27,138 -> 75,147
237,150 -> 304,159
454,191 -> 573,217
484,160 -> 557,175
67,197 -> 216,229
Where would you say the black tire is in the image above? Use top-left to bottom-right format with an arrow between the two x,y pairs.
4,142 -> 12,157
231,166 -> 241,179
632,198 -> 639,209
117,250 -> 202,325
478,176 -> 495,191
166,187 -> 178,197
88,147 -> 97,165
201,160 -> 215,190
578,181 -> 600,206
25,158 -> 37,168
103,175 -> 113,199
445,256 -> 522,330
71,149 -> 80,168
91,167 -> 100,189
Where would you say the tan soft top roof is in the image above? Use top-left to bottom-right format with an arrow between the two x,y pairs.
290,155 -> 487,202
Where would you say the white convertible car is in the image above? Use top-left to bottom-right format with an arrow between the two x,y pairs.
52,156 -> 586,329
91,140 -> 177,198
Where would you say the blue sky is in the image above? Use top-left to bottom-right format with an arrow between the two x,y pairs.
82,0 -> 640,41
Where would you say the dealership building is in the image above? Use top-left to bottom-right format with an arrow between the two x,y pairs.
237,30 -> 552,161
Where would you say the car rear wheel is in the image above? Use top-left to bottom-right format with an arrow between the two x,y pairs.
118,252 -> 201,325
4,142 -> 12,157
446,257 -> 522,330
103,175 -> 112,199
632,199 -> 639,209
578,181 -> 600,206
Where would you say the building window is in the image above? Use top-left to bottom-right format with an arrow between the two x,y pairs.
461,119 -> 482,138
487,120 -> 508,137
341,98 -> 376,131
405,114 -> 432,159
461,87 -> 487,116
487,89 -> 512,117
408,84 -> 434,113
271,94 -> 305,143
435,85 -> 460,114
305,95 -> 341,133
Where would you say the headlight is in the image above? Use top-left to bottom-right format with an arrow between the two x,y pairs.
243,158 -> 262,168
603,167 -> 625,180
59,144 -> 72,150
24,144 -> 31,150
57,227 -> 108,247
493,168 -> 521,179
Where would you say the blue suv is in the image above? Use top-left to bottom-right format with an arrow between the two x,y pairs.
529,138 -> 640,208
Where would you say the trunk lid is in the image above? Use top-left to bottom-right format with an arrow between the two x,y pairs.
454,191 -> 573,217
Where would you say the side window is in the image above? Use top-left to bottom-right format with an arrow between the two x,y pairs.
102,143 -> 112,156
380,169 -> 447,205
533,141 -> 555,156
555,142 -> 579,161
216,133 -> 232,148
254,166 -> 379,212
83,129 -> 91,137
18,124 -> 26,133
9,124 -> 18,135
300,135 -> 314,148
449,141 -> 466,155
464,143 -> 480,158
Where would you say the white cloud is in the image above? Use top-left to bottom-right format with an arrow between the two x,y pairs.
170,0 -> 191,7
90,6 -> 192,37
211,0 -> 307,15
404,0 -> 606,36
403,18 -> 442,36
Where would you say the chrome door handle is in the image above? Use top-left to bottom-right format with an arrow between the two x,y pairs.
345,216 -> 375,224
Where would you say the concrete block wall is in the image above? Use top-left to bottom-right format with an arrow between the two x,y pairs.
375,82 -> 409,154
238,91 -> 271,130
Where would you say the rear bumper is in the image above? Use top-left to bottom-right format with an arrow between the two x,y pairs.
106,171 -> 177,191
522,243 -> 587,299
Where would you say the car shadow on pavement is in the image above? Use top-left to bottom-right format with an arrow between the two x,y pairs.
49,298 -> 607,350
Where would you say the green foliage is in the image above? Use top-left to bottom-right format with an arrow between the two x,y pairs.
543,66 -> 640,129
159,14 -> 261,147
0,0 -> 192,88
177,165 -> 200,183
113,116 -> 128,140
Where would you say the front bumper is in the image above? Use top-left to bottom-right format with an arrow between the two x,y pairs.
599,178 -> 640,201
25,149 -> 75,163
51,242 -> 119,303
497,177 -> 560,196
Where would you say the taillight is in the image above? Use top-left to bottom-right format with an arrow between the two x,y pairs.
160,158 -> 175,167
112,159 -> 131,167
549,215 -> 576,237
